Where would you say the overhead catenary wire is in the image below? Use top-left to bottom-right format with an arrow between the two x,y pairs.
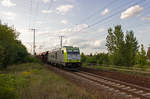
78,0 -> 146,32
29,0 -> 149,53
64,0 -> 120,31
127,4 -> 150,29
42,0 -> 54,22
37,1 -> 133,39
64,0 -> 147,51
33,0 -> 40,28
56,0 -> 145,35
29,0 -> 33,28
78,0 -> 118,24
38,0 -> 134,37
37,0 -> 54,31
38,0 -> 146,42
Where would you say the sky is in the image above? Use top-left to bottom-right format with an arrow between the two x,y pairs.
0,0 -> 150,54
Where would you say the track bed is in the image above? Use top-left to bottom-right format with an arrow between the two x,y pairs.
46,65 -> 150,99
80,67 -> 150,88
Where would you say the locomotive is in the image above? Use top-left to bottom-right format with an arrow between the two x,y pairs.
39,46 -> 81,68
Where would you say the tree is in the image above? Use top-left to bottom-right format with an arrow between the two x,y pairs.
138,44 -> 147,66
86,55 -> 97,64
106,25 -> 125,65
0,24 -> 28,69
81,53 -> 86,63
147,47 -> 150,60
114,25 -> 125,65
106,28 -> 116,54
124,31 -> 139,66
106,25 -> 139,66
0,45 -> 4,67
96,53 -> 109,65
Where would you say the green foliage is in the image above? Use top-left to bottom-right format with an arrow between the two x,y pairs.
96,53 -> 109,65
136,44 -> 147,67
124,31 -> 139,66
81,52 -> 109,65
106,25 -> 126,65
0,74 -> 18,99
82,25 -> 147,67
0,63 -> 98,99
24,55 -> 41,63
106,28 -> 115,54
0,45 -> 5,66
86,56 -> 97,64
0,23 -> 30,69
81,53 -> 86,63
106,25 -> 139,66
147,47 -> 150,60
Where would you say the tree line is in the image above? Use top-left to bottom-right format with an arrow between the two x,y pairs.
0,23 -> 39,69
81,25 -> 150,67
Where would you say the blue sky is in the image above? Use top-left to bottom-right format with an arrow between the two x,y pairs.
0,0 -> 150,54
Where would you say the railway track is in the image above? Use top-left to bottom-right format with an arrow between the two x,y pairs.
47,65 -> 150,99
73,70 -> 150,99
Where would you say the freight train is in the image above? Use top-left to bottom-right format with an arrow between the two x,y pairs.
38,46 -> 81,68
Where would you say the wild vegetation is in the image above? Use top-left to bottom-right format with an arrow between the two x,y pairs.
0,23 -> 39,69
81,25 -> 150,69
0,63 -> 98,99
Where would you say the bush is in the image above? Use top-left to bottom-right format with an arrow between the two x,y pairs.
0,74 -> 18,99
24,55 -> 41,63
0,86 -> 18,99
147,61 -> 150,66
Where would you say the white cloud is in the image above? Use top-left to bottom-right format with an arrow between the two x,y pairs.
59,24 -> 88,34
93,39 -> 105,48
142,15 -> 150,21
42,0 -> 50,3
73,24 -> 88,32
101,8 -> 110,16
64,37 -> 105,50
98,28 -> 105,33
35,21 -> 44,25
61,20 -> 68,24
41,10 -> 53,14
56,5 -> 74,14
0,12 -> 16,20
120,5 -> 143,19
1,0 -> 16,7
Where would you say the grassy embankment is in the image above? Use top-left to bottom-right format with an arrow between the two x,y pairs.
0,63 -> 98,99
82,63 -> 150,77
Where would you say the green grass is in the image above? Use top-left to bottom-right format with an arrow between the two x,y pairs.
0,63 -> 98,99
82,63 -> 150,77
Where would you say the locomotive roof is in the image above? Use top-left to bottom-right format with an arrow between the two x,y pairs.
63,46 -> 79,49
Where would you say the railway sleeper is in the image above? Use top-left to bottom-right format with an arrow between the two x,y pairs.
118,92 -> 126,96
126,94 -> 133,98
108,88 -> 114,91
117,85 -> 126,88
122,86 -> 131,90
114,90 -> 120,93
142,93 -> 150,97
128,88 -> 137,92
115,83 -> 121,86
134,90 -> 144,94
109,82 -> 116,85
132,97 -> 140,99
104,86 -> 110,89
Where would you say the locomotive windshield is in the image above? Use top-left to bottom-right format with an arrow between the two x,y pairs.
67,49 -> 80,54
